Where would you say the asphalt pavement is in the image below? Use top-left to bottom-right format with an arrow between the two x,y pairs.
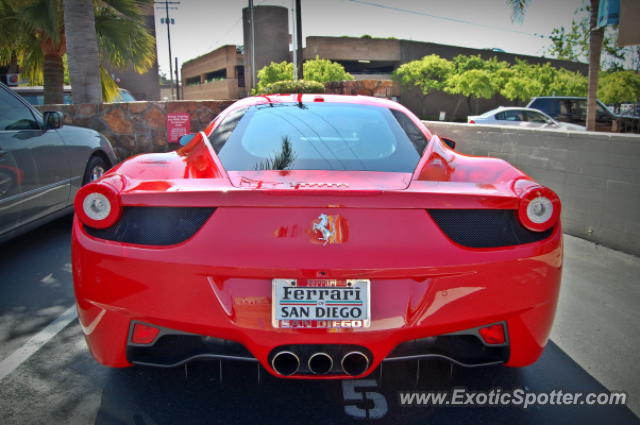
0,217 -> 638,425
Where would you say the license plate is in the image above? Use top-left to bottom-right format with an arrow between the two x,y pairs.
272,279 -> 371,328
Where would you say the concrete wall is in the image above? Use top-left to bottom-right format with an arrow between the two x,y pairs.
424,121 -> 640,256
37,101 -> 233,160
305,37 -> 402,62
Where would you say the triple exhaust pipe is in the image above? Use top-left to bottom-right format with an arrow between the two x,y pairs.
271,350 -> 369,376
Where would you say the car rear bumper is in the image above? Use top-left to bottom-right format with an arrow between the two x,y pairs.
72,208 -> 562,378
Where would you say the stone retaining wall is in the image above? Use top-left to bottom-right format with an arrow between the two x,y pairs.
37,100 -> 233,160
324,80 -> 399,98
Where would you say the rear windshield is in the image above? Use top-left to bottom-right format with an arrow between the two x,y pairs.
215,103 -> 426,172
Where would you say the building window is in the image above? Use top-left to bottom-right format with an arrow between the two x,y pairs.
336,60 -> 396,75
205,69 -> 227,83
186,76 -> 201,86
236,66 -> 245,88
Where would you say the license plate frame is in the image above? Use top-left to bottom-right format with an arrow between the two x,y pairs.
272,278 -> 371,329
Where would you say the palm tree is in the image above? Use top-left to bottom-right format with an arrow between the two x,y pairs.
94,0 -> 157,101
0,0 -> 66,104
64,0 -> 101,103
506,0 -> 603,131
0,0 -> 156,104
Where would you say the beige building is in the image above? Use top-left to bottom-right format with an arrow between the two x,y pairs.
305,36 -> 587,79
181,35 -> 589,120
181,45 -> 247,100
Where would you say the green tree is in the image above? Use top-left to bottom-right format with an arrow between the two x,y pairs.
393,54 -> 454,118
393,54 -> 454,95
445,69 -> 496,113
451,54 -> 487,72
508,0 -> 607,129
485,58 -> 514,93
259,79 -> 325,95
547,3 -> 590,62
0,0 -> 156,104
501,76 -> 544,102
303,56 -> 353,84
255,61 -> 294,93
448,55 -> 513,113
0,0 -> 67,103
597,71 -> 640,107
93,0 -> 156,101
255,58 -> 353,93
501,58 -> 588,98
516,0 -> 637,129
550,68 -> 588,96
546,3 -> 634,71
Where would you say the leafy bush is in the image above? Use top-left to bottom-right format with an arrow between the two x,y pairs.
254,57 -> 352,93
258,80 -> 326,95
598,70 -> 640,104
446,69 -> 495,100
303,56 -> 354,84
255,61 -> 294,93
393,54 -> 454,95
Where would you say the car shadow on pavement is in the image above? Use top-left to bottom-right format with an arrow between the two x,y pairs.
94,342 -> 639,425
0,216 -> 75,356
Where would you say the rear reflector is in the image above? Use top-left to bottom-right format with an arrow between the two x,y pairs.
479,324 -> 506,345
131,323 -> 160,345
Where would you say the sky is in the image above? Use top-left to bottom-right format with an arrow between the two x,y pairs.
153,0 -> 585,78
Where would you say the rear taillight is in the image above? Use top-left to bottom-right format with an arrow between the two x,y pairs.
468,120 -> 476,124
74,182 -> 121,229
515,180 -> 561,232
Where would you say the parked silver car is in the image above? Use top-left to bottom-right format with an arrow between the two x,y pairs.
0,83 -> 118,242
468,107 -> 586,131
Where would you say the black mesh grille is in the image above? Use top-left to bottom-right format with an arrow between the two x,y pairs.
428,209 -> 552,248
128,335 -> 254,367
387,335 -> 508,365
85,207 -> 215,245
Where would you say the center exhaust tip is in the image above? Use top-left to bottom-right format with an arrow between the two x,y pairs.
272,351 -> 300,376
341,351 -> 369,376
308,352 -> 333,375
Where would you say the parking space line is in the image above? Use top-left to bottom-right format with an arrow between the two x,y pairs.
0,305 -> 78,381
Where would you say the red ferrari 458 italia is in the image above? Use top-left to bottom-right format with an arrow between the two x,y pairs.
72,94 -> 562,379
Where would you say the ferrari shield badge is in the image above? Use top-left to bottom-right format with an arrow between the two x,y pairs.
309,213 -> 348,245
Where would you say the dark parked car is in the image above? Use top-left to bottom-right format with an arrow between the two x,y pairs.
527,96 -> 616,131
0,82 -> 118,242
